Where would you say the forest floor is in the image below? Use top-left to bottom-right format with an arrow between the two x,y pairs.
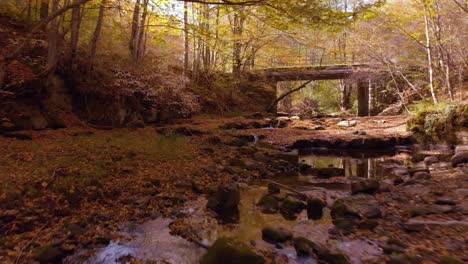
0,114 -> 467,263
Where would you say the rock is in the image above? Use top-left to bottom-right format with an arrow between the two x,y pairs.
388,253 -> 422,264
382,239 -> 407,255
401,221 -> 427,232
408,167 -> 430,177
303,167 -> 345,178
454,201 -> 468,214
455,188 -> 468,197
337,120 -> 357,127
293,237 -> 324,257
351,179 -> 380,194
261,227 -> 292,244
407,204 -> 453,217
352,130 -> 367,135
267,183 -> 280,194
290,116 -> 300,121
257,195 -> 279,214
229,158 -> 246,168
64,223 -> 86,237
207,184 -> 240,223
318,252 -> 350,264
331,195 -> 381,227
208,136 -> 221,144
200,237 -> 265,264
270,151 -> 299,164
451,152 -> 468,167
306,198 -> 325,220
272,118 -> 289,128
239,147 -> 257,155
35,245 -> 67,263
435,197 -> 457,206
438,256 -> 464,264
412,171 -> 431,180
424,156 -> 439,166
0,120 -> 15,132
401,184 -> 431,196
393,177 -> 404,185
280,197 -> 305,215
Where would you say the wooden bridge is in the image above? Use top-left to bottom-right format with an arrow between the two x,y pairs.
247,63 -> 384,116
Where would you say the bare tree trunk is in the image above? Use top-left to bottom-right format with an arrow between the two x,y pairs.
232,8 -> 245,76
136,0 -> 148,63
183,1 -> 189,76
129,0 -> 141,64
40,0 -> 49,20
423,1 -> 438,104
45,0 -> 60,75
87,0 -> 106,73
70,0 -> 82,71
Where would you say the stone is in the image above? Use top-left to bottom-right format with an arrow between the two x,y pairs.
257,195 -> 279,214
239,147 -> 257,155
306,198 -> 325,220
200,237 -> 265,264
401,184 -> 431,196
455,188 -> 468,197
267,183 -> 280,194
351,179 -> 380,195
270,151 -> 299,164
435,197 -> 457,206
424,156 -> 439,166
35,245 -> 67,263
352,130 -> 367,135
261,227 -> 292,244
331,195 -> 381,222
290,116 -> 300,120
408,167 -> 430,177
438,256 -> 464,264
207,184 -> 240,223
337,120 -> 357,127
412,171 -> 431,180
318,252 -> 350,264
280,197 -> 305,215
407,204 -> 453,217
382,239 -> 407,255
388,254 -> 422,264
454,201 -> 468,215
293,237 -> 318,256
451,152 -> 468,167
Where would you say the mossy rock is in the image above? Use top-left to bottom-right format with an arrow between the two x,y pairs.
318,252 -> 350,264
280,197 -> 305,214
34,245 -> 67,263
257,195 -> 279,214
438,256 -> 464,264
200,237 -> 265,264
293,237 -> 323,257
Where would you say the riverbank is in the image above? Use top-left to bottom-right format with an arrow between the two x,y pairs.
0,115 -> 467,263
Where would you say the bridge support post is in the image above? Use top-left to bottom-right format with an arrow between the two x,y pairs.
357,79 -> 369,117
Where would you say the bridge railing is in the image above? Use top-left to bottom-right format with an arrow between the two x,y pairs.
253,54 -> 363,69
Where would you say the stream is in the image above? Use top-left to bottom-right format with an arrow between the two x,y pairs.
66,129 -> 467,264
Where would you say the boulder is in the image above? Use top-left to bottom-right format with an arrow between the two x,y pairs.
280,197 -> 305,215
318,252 -> 350,264
270,151 -> 299,164
331,195 -> 381,230
407,204 -> 453,217
337,120 -> 357,127
35,245 -> 67,263
412,171 -> 431,180
207,184 -> 240,223
451,152 -> 468,167
388,254 -> 422,264
261,227 -> 292,244
200,237 -> 265,264
306,198 -> 325,220
257,195 -> 279,214
239,147 -> 257,155
351,179 -> 380,195
293,237 -> 324,257
267,183 -> 280,194
424,156 -> 439,166
439,256 -> 464,264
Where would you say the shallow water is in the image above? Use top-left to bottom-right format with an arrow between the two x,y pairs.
72,129 -> 467,264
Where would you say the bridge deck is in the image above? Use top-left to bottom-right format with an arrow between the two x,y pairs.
251,64 -> 376,81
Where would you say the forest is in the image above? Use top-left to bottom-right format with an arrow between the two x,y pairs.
0,0 -> 467,263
